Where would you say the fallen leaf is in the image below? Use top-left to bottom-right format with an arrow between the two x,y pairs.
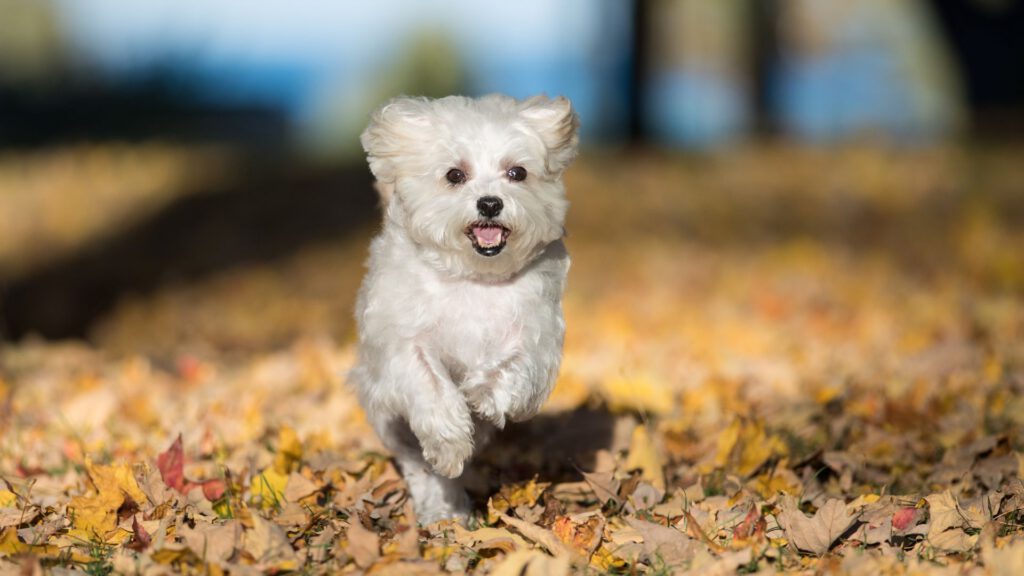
624,425 -> 666,492
892,507 -> 920,532
0,507 -> 39,529
581,471 -> 622,509
245,514 -> 298,570
452,525 -> 529,552
254,466 -> 289,509
925,492 -> 963,536
487,478 -> 550,524
179,520 -> 239,563
200,478 -> 227,501
156,434 -> 187,493
500,514 -> 571,558
625,517 -> 696,567
0,491 -> 16,508
273,426 -> 303,474
928,528 -> 978,553
600,375 -> 673,415
776,497 -> 858,556
0,526 -> 66,560
551,511 -> 605,559
126,516 -> 151,551
283,472 -> 318,503
983,538 -> 1024,576
489,549 -> 570,576
68,460 -> 149,541
343,519 -> 380,569
713,420 -> 787,477
732,504 -> 766,541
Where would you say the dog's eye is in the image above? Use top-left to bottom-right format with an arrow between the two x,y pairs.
507,166 -> 527,182
446,168 -> 467,185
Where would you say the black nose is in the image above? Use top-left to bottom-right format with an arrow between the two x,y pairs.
477,196 -> 503,218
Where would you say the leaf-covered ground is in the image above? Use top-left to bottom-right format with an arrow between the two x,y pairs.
2,145 -> 1024,574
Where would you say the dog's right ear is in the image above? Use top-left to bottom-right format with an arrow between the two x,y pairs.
361,97 -> 433,195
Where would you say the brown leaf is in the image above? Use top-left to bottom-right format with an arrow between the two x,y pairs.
451,524 -> 529,553
489,549 -> 570,576
625,517 -> 696,567
928,528 -> 978,553
581,471 -> 622,509
343,519 -> 380,569
178,520 -> 239,564
245,515 -> 298,570
776,497 -> 858,556
499,514 -> 572,558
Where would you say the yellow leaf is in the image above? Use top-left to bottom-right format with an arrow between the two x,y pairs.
590,544 -> 630,572
713,420 -> 787,477
254,466 -> 289,508
87,461 -> 149,506
0,527 -> 64,559
624,426 -> 665,492
486,478 -> 550,524
0,490 -> 16,508
151,547 -> 196,565
749,467 -> 801,498
600,375 -> 673,416
273,426 -> 303,474
543,373 -> 591,413
422,543 -> 459,562
68,460 -> 149,541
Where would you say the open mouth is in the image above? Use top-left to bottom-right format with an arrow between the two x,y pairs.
465,222 -> 511,256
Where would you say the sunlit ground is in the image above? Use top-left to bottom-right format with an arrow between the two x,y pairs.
1,145 -> 1023,573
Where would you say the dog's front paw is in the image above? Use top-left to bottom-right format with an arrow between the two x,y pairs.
463,383 -> 510,429
421,435 -> 474,478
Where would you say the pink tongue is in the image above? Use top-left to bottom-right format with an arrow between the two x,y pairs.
473,226 -> 503,246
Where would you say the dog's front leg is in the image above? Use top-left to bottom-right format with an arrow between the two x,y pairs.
402,344 -> 476,479
462,349 -> 558,428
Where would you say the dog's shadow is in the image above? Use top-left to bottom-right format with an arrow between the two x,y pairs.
463,405 -> 617,503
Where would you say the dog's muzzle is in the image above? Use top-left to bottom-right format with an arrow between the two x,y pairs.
466,221 -> 510,256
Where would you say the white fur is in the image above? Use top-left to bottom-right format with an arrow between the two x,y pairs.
351,94 -> 578,524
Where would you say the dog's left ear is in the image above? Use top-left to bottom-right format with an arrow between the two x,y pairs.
519,95 -> 580,175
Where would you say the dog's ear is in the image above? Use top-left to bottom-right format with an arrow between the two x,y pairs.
361,97 -> 433,188
519,95 -> 580,175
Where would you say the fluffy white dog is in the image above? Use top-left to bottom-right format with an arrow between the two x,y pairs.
351,94 -> 578,524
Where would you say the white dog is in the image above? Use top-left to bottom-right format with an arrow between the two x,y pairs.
351,94 -> 578,524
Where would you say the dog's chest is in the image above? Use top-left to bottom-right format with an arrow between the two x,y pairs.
424,277 -> 543,372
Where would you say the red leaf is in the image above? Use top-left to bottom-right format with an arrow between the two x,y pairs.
892,507 -> 917,531
157,434 -> 187,493
733,504 -> 766,540
126,516 -> 152,551
201,479 -> 227,501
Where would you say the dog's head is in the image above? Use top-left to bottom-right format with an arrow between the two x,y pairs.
361,94 -> 578,280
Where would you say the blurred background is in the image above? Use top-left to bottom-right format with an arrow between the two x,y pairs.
0,0 -> 1022,356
